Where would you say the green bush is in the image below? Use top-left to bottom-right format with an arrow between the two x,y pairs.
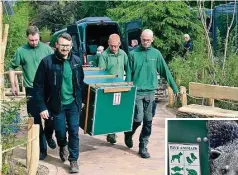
107,1 -> 205,62
1,99 -> 26,175
40,27 -> 51,42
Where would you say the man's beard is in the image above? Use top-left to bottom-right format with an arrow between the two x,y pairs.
29,43 -> 38,48
55,49 -> 71,61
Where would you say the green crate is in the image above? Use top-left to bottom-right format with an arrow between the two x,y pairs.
81,69 -> 136,135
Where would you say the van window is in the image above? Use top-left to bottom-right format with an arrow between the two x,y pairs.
85,24 -> 120,55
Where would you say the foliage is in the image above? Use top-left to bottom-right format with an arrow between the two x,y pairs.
216,54 -> 238,86
1,99 -> 26,175
40,27 -> 51,42
30,1 -> 116,32
3,2 -> 33,70
107,1 -> 205,61
169,51 -> 211,88
215,13 -> 238,54
31,1 -> 75,32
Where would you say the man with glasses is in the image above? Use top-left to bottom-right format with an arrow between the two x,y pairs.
125,29 -> 178,158
9,26 -> 55,160
34,33 -> 84,173
98,33 -> 128,144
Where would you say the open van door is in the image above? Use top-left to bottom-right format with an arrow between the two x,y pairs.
124,20 -> 142,54
67,24 -> 84,63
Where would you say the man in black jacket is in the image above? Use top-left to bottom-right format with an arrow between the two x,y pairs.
34,33 -> 84,173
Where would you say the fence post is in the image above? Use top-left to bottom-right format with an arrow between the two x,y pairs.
168,86 -> 174,107
208,98 -> 215,107
21,74 -> 25,94
27,117 -> 34,170
15,74 -> 19,93
28,124 -> 39,175
180,86 -> 187,106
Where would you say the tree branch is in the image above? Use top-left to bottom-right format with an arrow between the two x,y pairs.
222,0 -> 236,73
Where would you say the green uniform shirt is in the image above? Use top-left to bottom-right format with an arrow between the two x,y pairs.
9,42 -> 53,88
61,59 -> 74,105
98,48 -> 128,79
126,45 -> 178,94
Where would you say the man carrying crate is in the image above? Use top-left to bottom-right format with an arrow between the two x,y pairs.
98,33 -> 129,144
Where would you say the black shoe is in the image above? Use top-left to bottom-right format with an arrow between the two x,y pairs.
69,161 -> 79,173
139,148 -> 150,158
40,151 -> 47,160
46,138 -> 56,149
106,134 -> 116,144
59,146 -> 69,162
124,133 -> 133,148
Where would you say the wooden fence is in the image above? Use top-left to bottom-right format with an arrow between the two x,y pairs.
1,118 -> 39,175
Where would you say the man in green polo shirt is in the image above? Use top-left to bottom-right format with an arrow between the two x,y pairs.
125,29 -> 179,158
8,26 -> 55,160
98,33 -> 128,144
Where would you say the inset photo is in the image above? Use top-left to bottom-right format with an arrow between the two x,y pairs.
166,119 -> 238,175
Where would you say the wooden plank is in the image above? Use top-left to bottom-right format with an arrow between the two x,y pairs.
91,82 -> 133,87
189,82 -> 238,101
21,74 -> 25,93
104,87 -> 131,93
83,67 -> 104,71
178,104 -> 238,118
15,74 -> 20,93
85,75 -> 117,78
5,92 -> 25,96
4,71 -> 23,74
4,96 -> 25,101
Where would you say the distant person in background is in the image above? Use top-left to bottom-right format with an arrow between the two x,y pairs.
97,46 -> 104,54
129,39 -> 139,51
96,46 -> 104,66
131,39 -> 138,48
183,34 -> 192,56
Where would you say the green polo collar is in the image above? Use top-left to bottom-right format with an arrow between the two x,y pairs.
139,44 -> 152,51
106,48 -> 123,56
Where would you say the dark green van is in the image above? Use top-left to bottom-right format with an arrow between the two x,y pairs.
50,17 -> 142,66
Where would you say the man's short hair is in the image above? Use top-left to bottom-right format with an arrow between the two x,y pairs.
184,34 -> 190,39
97,46 -> 104,51
141,29 -> 154,37
26,26 -> 40,36
57,32 -> 72,42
